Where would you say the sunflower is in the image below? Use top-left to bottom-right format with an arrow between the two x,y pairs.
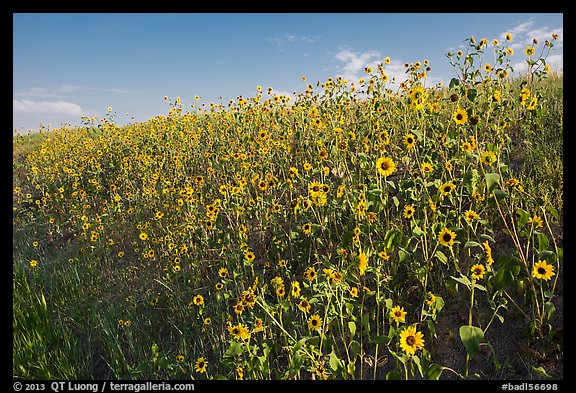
390,305 -> 407,324
228,323 -> 251,341
298,298 -> 311,313
218,267 -> 229,278
452,107 -> 468,125
215,282 -> 224,291
426,292 -> 437,307
470,264 -> 486,280
464,209 -> 480,221
402,133 -> 416,149
291,281 -> 301,298
438,227 -> 457,247
308,314 -> 323,331
421,162 -> 434,174
244,250 -> 255,263
193,294 -> 204,306
358,252 -> 368,276
399,325 -> 425,356
194,357 -> 207,374
376,156 -> 396,177
525,46 -> 535,56
403,205 -> 416,219
176,355 -> 185,363
480,151 -> 497,165
439,182 -> 456,197
302,223 -> 312,235
532,260 -> 555,281
303,266 -> 317,282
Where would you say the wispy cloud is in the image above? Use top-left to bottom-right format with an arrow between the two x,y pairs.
13,84 -> 130,98
267,34 -> 320,48
13,99 -> 84,115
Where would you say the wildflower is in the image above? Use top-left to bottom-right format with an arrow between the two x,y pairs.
176,355 -> 185,363
308,314 -> 322,331
403,205 -> 416,219
402,133 -> 416,149
218,267 -> 229,278
349,287 -> 359,298
532,260 -> 555,281
529,214 -> 544,228
464,209 -> 480,222
376,156 -> 396,177
399,325 -> 425,355
228,323 -> 251,341
303,266 -> 317,282
470,264 -> 486,280
452,107 -> 468,125
298,298 -> 311,313
29,260 -> 38,268
291,281 -> 301,298
439,182 -> 456,197
302,223 -> 312,235
390,305 -> 407,324
525,46 -> 535,56
480,151 -> 497,165
438,227 -> 457,247
192,294 -> 204,306
426,292 -> 437,307
358,252 -> 368,276
194,357 -> 207,374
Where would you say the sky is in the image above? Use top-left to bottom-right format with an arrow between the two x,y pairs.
12,13 -> 564,134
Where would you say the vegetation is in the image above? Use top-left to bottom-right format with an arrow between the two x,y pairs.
13,34 -> 563,380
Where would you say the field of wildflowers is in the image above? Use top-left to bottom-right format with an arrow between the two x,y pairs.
13,34 -> 563,380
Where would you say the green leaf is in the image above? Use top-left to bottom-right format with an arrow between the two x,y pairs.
369,335 -> 391,345
451,274 -> 472,288
464,241 -> 482,251
544,302 -> 556,320
517,208 -> 531,227
536,232 -> 549,252
449,78 -> 460,89
485,173 -> 500,195
386,371 -> 402,380
348,321 -> 356,339
435,250 -> 448,264
329,350 -> 342,371
459,325 -> 484,357
426,363 -> 445,380
224,341 -> 245,357
349,340 -> 361,360
467,88 -> 478,102
546,205 -> 559,220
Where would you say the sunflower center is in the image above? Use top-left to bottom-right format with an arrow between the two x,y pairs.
406,335 -> 416,346
443,233 -> 452,242
538,267 -> 546,274
456,114 -> 463,120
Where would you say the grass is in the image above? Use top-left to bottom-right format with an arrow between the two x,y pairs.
13,35 -> 563,380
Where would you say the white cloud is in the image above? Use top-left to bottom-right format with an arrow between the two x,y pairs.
267,34 -> 320,48
13,99 -> 84,115
13,84 -> 130,98
334,49 -> 381,83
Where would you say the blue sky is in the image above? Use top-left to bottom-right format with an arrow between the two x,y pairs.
13,13 -> 563,133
